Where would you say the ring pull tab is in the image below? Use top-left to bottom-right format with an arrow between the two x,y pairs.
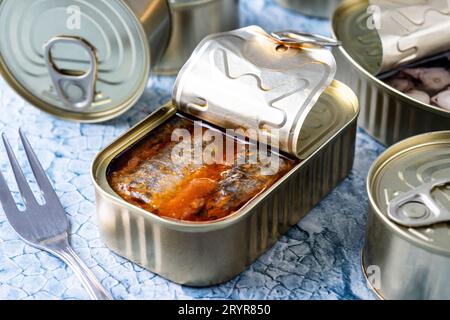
271,30 -> 341,48
44,36 -> 98,111
388,178 -> 450,227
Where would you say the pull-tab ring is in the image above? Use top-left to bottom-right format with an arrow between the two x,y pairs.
44,36 -> 98,111
388,178 -> 450,227
271,30 -> 341,48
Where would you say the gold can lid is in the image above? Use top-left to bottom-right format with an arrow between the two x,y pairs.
368,131 -> 450,254
332,0 -> 382,74
0,0 -> 170,122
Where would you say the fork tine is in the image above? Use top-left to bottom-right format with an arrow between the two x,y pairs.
2,133 -> 38,207
19,129 -> 57,198
0,167 -> 19,215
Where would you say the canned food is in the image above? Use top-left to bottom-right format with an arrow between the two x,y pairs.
332,0 -> 450,146
91,26 -> 359,285
364,131 -> 450,299
276,0 -> 342,19
154,0 -> 240,75
0,0 -> 171,122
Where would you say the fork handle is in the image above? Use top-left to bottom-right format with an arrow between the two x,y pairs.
51,243 -> 113,300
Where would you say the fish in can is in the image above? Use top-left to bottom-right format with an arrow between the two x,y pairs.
0,0 -> 171,122
364,131 -> 450,299
154,0 -> 240,75
332,0 -> 450,146
91,26 -> 360,285
276,0 -> 342,19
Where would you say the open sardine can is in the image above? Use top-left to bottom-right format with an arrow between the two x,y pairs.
332,0 -> 450,146
91,26 -> 360,286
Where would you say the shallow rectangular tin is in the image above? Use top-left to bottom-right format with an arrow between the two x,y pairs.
276,0 -> 342,19
91,80 -> 359,286
332,0 -> 450,146
154,0 -> 240,75
363,131 -> 450,299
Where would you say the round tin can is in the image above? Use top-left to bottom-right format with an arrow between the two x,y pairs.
364,131 -> 450,299
0,0 -> 171,122
332,0 -> 450,146
276,0 -> 342,19
154,0 -> 240,75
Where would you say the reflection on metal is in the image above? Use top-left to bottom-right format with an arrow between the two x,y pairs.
388,179 -> 450,227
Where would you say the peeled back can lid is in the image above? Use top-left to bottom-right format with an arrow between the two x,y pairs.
0,0 -> 171,122
173,26 -> 339,158
368,131 -> 450,255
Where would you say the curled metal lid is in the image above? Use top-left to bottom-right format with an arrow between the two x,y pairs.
348,0 -> 450,74
172,26 -> 337,157
369,131 -> 450,252
0,0 -> 170,122
371,0 -> 450,74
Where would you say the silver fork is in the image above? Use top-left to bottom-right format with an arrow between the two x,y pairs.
0,129 -> 112,300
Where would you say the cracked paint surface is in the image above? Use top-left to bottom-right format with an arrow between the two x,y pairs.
0,0 -> 383,300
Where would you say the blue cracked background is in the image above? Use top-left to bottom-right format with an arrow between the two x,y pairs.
0,0 -> 385,300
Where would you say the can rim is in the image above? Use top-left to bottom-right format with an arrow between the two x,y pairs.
366,130 -> 450,257
275,0 -> 339,19
91,85 -> 359,232
331,0 -> 450,119
170,0 -> 225,9
0,0 -> 152,123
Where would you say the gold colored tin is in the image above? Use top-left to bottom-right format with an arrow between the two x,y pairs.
364,131 -> 450,299
0,0 -> 171,122
154,0 -> 240,75
332,0 -> 450,146
91,80 -> 359,286
276,0 -> 342,19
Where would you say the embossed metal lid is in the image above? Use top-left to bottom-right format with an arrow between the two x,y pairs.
333,0 -> 450,75
368,131 -> 450,254
173,26 -> 338,157
0,0 -> 170,122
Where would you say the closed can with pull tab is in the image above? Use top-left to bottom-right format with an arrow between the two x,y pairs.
0,0 -> 171,122
364,131 -> 450,299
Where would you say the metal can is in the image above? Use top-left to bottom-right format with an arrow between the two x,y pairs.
91,26 -> 359,286
0,0 -> 171,122
276,0 -> 342,19
364,131 -> 450,299
154,0 -> 240,75
92,81 -> 359,286
332,0 -> 450,146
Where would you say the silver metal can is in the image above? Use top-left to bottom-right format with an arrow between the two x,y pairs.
92,81 -> 359,286
0,0 -> 171,122
364,131 -> 450,299
332,0 -> 450,146
154,0 -> 240,75
276,0 -> 342,19
91,27 -> 359,286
